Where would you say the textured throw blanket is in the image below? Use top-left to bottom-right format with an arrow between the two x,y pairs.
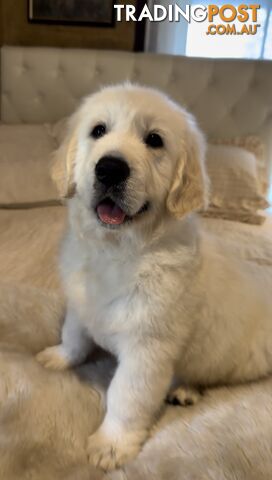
0,206 -> 272,480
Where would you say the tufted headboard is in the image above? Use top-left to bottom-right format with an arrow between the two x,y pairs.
1,46 -> 272,171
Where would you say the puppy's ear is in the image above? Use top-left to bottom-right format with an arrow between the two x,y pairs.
51,125 -> 78,200
167,116 -> 208,218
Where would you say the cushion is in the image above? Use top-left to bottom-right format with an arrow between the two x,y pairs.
211,136 -> 269,195
202,142 -> 269,225
0,124 -> 59,206
47,117 -> 68,146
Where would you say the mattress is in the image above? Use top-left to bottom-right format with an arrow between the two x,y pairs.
0,205 -> 272,480
202,211 -> 272,265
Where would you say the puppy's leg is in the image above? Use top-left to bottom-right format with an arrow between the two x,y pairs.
166,385 -> 201,406
87,347 -> 173,471
36,308 -> 92,370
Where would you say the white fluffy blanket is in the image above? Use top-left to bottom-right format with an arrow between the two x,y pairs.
0,206 -> 272,480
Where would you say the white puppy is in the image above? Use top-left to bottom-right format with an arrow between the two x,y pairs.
37,84 -> 272,471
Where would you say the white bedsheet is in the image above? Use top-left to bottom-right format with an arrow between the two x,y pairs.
201,211 -> 272,266
0,206 -> 272,480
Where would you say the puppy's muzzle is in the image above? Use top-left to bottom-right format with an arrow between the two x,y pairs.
95,156 -> 130,188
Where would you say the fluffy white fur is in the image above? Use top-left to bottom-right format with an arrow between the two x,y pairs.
37,85 -> 272,471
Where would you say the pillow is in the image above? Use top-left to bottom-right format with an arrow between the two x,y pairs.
47,117 -> 68,146
0,124 -> 59,207
210,136 -> 269,195
202,143 -> 269,225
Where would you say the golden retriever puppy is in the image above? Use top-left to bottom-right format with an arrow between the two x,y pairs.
37,84 -> 272,471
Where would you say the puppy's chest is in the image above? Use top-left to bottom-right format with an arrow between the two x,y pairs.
69,252 -> 141,348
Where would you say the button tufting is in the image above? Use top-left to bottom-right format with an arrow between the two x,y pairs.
95,66 -> 102,76
56,65 -> 65,77
250,78 -> 259,89
17,66 -> 25,75
229,105 -> 237,116
33,92 -> 45,104
264,111 -> 272,121
21,62 -> 30,74
131,68 -> 139,81
169,72 -> 177,83
208,75 -> 217,87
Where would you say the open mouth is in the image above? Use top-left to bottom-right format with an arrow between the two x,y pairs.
95,197 -> 149,227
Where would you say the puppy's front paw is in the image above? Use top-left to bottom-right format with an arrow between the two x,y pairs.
167,386 -> 201,406
87,426 -> 145,471
36,345 -> 71,371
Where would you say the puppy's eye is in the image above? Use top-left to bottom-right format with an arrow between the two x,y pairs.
145,132 -> 164,149
91,124 -> 106,139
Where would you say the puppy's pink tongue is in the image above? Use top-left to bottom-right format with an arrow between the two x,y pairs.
97,202 -> 126,225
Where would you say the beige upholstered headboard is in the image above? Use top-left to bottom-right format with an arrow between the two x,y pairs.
1,46 -> 272,170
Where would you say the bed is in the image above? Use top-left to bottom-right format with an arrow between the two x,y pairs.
0,46 -> 272,480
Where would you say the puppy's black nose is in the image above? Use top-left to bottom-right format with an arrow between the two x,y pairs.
95,156 -> 130,187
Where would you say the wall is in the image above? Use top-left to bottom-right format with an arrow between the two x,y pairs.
0,0 -> 3,45
0,0 -> 137,51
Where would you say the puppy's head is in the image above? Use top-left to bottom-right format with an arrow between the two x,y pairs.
53,84 -> 208,234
